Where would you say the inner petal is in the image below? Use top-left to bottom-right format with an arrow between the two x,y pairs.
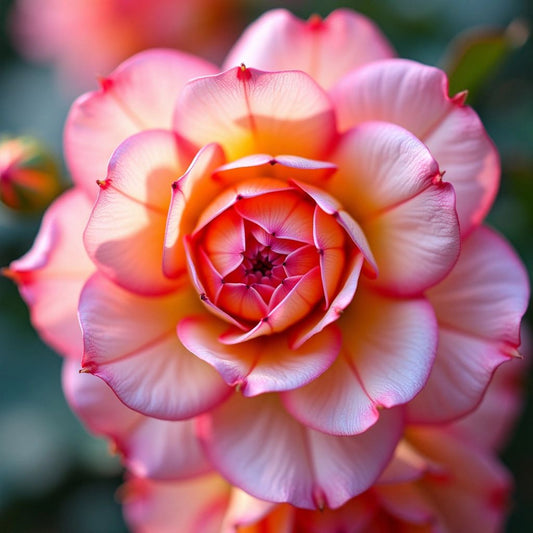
186,183 -> 363,338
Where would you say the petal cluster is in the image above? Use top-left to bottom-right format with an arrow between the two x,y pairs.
6,6 -> 529,530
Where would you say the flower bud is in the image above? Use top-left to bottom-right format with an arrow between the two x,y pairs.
0,136 -> 62,212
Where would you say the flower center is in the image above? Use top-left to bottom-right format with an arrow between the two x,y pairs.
185,181 -> 354,338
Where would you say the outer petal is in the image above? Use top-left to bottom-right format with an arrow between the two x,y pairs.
84,130 -> 191,295
406,427 -> 512,533
331,59 -> 499,234
173,67 -> 337,161
199,393 -> 403,509
122,474 -> 230,533
449,355 -> 528,452
80,273 -> 230,420
326,122 -> 441,221
364,182 -> 459,296
5,189 -> 95,359
326,122 -> 460,295
65,49 -> 216,197
178,315 -> 341,396
220,489 -> 280,533
293,493 -> 378,533
374,483 -> 437,527
62,359 -> 210,480
223,9 -> 395,90
407,226 -> 529,423
283,288 -> 437,435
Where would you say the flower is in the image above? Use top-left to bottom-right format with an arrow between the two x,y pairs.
0,136 -> 62,212
10,0 -> 246,90
112,356 -> 526,532
7,8 -> 529,511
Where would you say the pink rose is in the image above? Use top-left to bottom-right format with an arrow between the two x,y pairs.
7,9 -> 529,510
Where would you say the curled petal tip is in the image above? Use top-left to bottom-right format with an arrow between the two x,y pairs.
1,267 -> 18,282
312,486 -> 327,511
431,170 -> 446,186
307,13 -> 324,30
96,178 -> 110,189
237,63 -> 251,81
108,440 -> 120,456
452,90 -> 468,105
97,76 -> 113,92
234,379 -> 247,393
502,344 -> 523,359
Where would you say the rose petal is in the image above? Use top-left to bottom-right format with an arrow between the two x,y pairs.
6,189 -> 95,358
65,49 -> 216,197
291,178 -> 377,275
122,474 -> 229,533
294,493 -> 378,533
289,251 -> 364,348
213,153 -> 337,186
407,227 -> 529,423
199,393 -> 403,509
377,482 -> 437,526
62,359 -> 210,480
284,288 -> 436,435
223,9 -> 394,90
84,130 -> 191,295
331,59 -> 499,234
163,143 -> 226,278
80,273 -> 230,420
326,122 -> 442,221
220,488 -> 279,532
362,181 -> 459,296
428,226 -> 529,345
406,427 -> 512,533
282,353 -> 380,436
178,315 -> 341,395
173,67 -> 337,161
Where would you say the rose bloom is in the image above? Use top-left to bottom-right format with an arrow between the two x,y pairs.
7,8 -> 529,511
10,0 -> 246,89
0,135 -> 62,212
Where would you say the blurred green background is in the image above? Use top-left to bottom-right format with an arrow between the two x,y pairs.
0,0 -> 531,531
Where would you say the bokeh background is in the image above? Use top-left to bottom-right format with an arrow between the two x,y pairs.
0,0 -> 531,531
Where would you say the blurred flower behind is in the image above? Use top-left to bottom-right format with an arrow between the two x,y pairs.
0,135 -> 62,212
9,0 -> 248,91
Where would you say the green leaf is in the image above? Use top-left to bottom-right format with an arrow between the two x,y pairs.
441,19 -> 529,103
